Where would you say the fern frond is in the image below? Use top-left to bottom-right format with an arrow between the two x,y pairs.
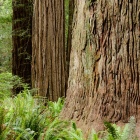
121,116 -> 137,140
104,121 -> 119,139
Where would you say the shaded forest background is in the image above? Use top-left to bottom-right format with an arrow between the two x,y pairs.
0,0 -> 12,72
0,0 -> 69,73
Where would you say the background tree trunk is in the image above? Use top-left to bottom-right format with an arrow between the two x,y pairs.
61,0 -> 140,136
12,0 -> 32,92
32,0 -> 66,101
66,0 -> 74,83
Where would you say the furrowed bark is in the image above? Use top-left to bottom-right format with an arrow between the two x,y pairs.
61,0 -> 140,136
32,0 -> 66,101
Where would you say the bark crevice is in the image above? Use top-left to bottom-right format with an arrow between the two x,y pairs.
61,0 -> 140,135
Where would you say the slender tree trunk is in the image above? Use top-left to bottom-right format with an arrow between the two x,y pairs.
66,0 -> 74,80
12,0 -> 32,92
32,0 -> 66,101
61,0 -> 140,135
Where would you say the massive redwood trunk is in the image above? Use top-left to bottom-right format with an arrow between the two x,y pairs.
61,0 -> 140,135
32,0 -> 66,101
12,0 -> 32,90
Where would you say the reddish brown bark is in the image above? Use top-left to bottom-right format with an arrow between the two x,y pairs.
32,0 -> 66,101
61,0 -> 140,136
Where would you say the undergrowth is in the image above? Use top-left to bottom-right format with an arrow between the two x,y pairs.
0,0 -> 12,72
0,72 -> 138,140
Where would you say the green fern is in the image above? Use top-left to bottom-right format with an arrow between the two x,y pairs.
104,121 -> 119,140
39,119 -> 69,140
68,122 -> 84,140
88,129 -> 101,140
47,97 -> 64,118
0,107 -> 5,135
120,117 -> 137,140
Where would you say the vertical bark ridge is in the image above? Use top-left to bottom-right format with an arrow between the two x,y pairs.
32,0 -> 66,101
61,0 -> 140,133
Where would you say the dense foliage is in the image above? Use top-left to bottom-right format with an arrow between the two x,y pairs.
0,73 -> 138,140
0,0 -> 12,72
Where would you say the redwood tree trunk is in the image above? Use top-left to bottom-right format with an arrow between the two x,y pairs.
12,0 -> 32,91
32,0 -> 66,101
66,0 -> 74,89
66,0 -> 74,78
61,0 -> 140,135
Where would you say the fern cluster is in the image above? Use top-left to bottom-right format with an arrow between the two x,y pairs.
0,73 -> 138,140
88,117 -> 138,140
0,92 -> 138,140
